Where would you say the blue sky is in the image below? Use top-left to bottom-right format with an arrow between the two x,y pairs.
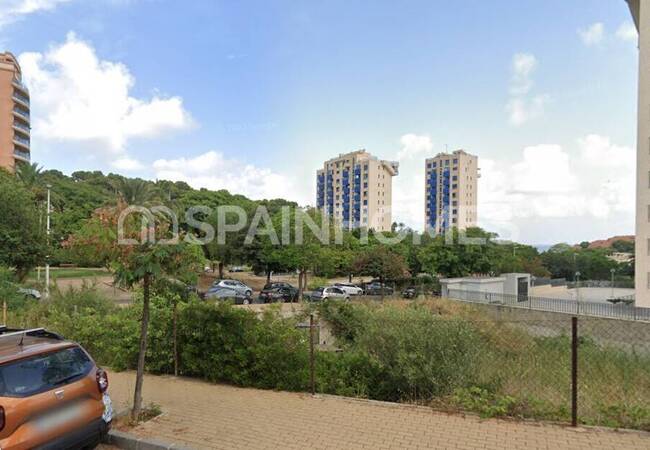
0,0 -> 640,244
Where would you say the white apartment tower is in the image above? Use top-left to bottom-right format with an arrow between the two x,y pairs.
627,0 -> 650,308
424,150 -> 478,234
316,150 -> 399,232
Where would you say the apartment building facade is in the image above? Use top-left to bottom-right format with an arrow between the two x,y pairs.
627,0 -> 650,308
424,150 -> 478,234
316,150 -> 399,232
0,52 -> 30,173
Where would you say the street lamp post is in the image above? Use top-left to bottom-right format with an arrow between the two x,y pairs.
45,184 -> 51,299
575,271 -> 581,314
610,268 -> 616,299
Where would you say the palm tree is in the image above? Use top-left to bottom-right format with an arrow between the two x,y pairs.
111,178 -> 155,205
16,162 -> 42,189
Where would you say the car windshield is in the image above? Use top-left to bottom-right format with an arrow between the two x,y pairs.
0,346 -> 93,398
313,288 -> 324,294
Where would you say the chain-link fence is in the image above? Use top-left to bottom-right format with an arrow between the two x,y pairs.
447,289 -> 650,321
305,307 -> 650,431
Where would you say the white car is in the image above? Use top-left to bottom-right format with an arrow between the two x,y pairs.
334,283 -> 364,296
310,287 -> 350,301
211,279 -> 253,297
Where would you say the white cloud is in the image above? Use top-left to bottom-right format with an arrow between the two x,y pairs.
153,151 -> 304,202
506,53 -> 548,126
112,156 -> 143,171
578,134 -> 634,169
479,135 -> 634,238
0,0 -> 71,28
509,53 -> 537,95
396,133 -> 432,160
18,32 -> 193,160
616,22 -> 638,43
578,22 -> 604,46
506,94 -> 549,126
391,134 -> 434,228
511,144 -> 576,194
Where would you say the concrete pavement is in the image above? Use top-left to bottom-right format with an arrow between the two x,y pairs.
106,371 -> 649,449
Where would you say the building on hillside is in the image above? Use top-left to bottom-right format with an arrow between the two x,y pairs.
608,252 -> 634,264
626,0 -> 650,308
424,149 -> 478,234
316,150 -> 399,232
0,52 -> 30,173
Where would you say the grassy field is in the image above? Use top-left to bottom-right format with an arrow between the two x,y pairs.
317,298 -> 650,431
26,267 -> 110,281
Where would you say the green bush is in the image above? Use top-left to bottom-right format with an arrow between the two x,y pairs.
307,276 -> 328,290
317,302 -> 484,401
9,286 -> 650,432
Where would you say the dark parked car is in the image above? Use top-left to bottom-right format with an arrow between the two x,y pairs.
258,282 -> 299,303
402,286 -> 417,299
205,286 -> 251,305
364,282 -> 394,296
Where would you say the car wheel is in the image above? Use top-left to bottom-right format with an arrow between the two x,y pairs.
243,298 -> 250,305
245,290 -> 252,297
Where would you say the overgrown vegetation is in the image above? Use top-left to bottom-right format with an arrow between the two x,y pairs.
8,287 -> 649,431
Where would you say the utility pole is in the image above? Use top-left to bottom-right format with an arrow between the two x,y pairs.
45,184 -> 51,299
610,268 -> 616,299
575,271 -> 581,314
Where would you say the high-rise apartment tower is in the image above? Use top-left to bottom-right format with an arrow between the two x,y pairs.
316,150 -> 399,232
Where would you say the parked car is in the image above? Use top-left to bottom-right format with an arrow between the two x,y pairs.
364,282 -> 394,296
333,283 -> 364,296
17,288 -> 41,300
258,282 -> 299,303
310,287 -> 350,302
211,279 -> 253,297
205,286 -> 251,305
228,266 -> 245,273
0,326 -> 112,449
402,286 -> 417,299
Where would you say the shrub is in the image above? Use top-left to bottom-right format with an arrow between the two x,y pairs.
318,300 -> 368,344
318,301 -> 484,402
307,276 -> 328,290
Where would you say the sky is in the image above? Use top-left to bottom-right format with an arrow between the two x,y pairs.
0,0 -> 640,245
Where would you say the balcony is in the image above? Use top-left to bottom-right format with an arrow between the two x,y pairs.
13,134 -> 30,149
13,148 -> 30,162
12,121 -> 30,136
13,91 -> 30,107
13,107 -> 30,122
12,79 -> 29,95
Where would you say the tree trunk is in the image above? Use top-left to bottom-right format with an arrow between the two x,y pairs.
298,270 -> 304,301
173,296 -> 178,377
302,270 -> 308,296
348,273 -> 352,283
218,261 -> 224,279
132,272 -> 151,420
266,268 -> 271,283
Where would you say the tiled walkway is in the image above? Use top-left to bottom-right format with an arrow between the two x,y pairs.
108,371 -> 649,450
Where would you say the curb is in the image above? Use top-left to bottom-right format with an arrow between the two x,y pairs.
107,429 -> 193,450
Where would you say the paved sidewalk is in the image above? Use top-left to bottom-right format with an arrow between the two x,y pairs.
108,371 -> 649,450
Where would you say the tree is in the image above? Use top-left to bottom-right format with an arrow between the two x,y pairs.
353,246 -> 409,300
16,161 -> 43,195
70,203 -> 203,418
111,178 -> 156,205
611,239 -> 634,254
0,170 -> 45,279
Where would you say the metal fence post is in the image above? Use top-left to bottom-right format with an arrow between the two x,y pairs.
571,316 -> 578,427
309,314 -> 315,395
